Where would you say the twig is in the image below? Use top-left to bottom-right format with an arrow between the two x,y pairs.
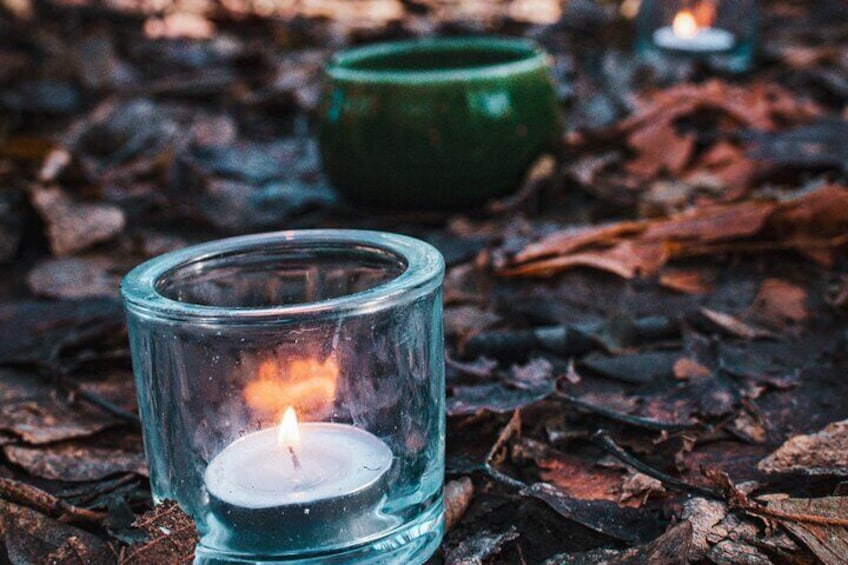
0,477 -> 107,524
706,469 -> 848,528
61,374 -> 141,427
592,430 -> 719,499
556,392 -> 703,432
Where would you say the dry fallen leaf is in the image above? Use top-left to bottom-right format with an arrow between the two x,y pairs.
758,420 -> 848,476
752,278 -> 808,327
503,185 -> 848,280
673,357 -> 713,380
3,438 -> 146,481
659,270 -> 713,294
29,186 -> 125,256
766,496 -> 848,565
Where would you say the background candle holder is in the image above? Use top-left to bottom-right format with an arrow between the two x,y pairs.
636,0 -> 759,73
121,230 -> 445,565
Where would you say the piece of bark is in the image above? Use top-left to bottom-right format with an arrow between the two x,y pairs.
681,497 -> 728,561
29,186 -> 125,256
758,420 -> 848,476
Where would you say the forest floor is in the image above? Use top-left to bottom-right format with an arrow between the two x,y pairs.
1,0 -> 848,563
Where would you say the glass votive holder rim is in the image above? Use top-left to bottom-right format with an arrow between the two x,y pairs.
120,229 -> 445,325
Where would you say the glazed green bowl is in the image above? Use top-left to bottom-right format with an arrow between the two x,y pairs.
319,37 -> 562,210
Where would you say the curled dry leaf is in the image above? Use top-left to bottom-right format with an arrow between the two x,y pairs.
502,185 -> 848,280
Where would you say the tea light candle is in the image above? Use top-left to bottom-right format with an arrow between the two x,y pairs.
204,408 -> 393,552
653,9 -> 735,53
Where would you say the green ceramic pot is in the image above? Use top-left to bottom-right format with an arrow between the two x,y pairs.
319,37 -> 562,210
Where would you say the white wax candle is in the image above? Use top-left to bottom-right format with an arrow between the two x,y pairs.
652,26 -> 736,53
205,422 -> 392,509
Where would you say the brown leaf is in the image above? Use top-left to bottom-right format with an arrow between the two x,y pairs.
641,200 -> 775,244
618,472 -> 666,506
513,221 -> 646,264
660,270 -> 713,295
0,369 -> 121,444
758,420 -> 848,476
626,119 -> 695,179
521,482 -> 650,542
505,240 -> 668,279
29,186 -> 125,256
766,497 -> 848,565
515,439 -> 626,504
752,278 -> 808,326
3,437 -> 146,481
673,357 -> 713,380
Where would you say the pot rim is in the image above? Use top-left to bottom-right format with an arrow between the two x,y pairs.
326,36 -> 549,85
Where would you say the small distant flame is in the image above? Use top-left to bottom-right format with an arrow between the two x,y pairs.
243,356 -> 339,421
277,407 -> 300,448
672,9 -> 698,38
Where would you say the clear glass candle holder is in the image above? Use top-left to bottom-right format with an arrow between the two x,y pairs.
121,230 -> 446,565
636,0 -> 759,73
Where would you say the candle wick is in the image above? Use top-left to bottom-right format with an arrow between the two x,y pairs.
288,445 -> 301,470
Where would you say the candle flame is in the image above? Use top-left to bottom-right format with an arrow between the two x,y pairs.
277,407 -> 300,448
672,9 -> 698,38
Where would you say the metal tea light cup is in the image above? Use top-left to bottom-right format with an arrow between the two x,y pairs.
319,37 -> 562,210
121,230 -> 446,565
